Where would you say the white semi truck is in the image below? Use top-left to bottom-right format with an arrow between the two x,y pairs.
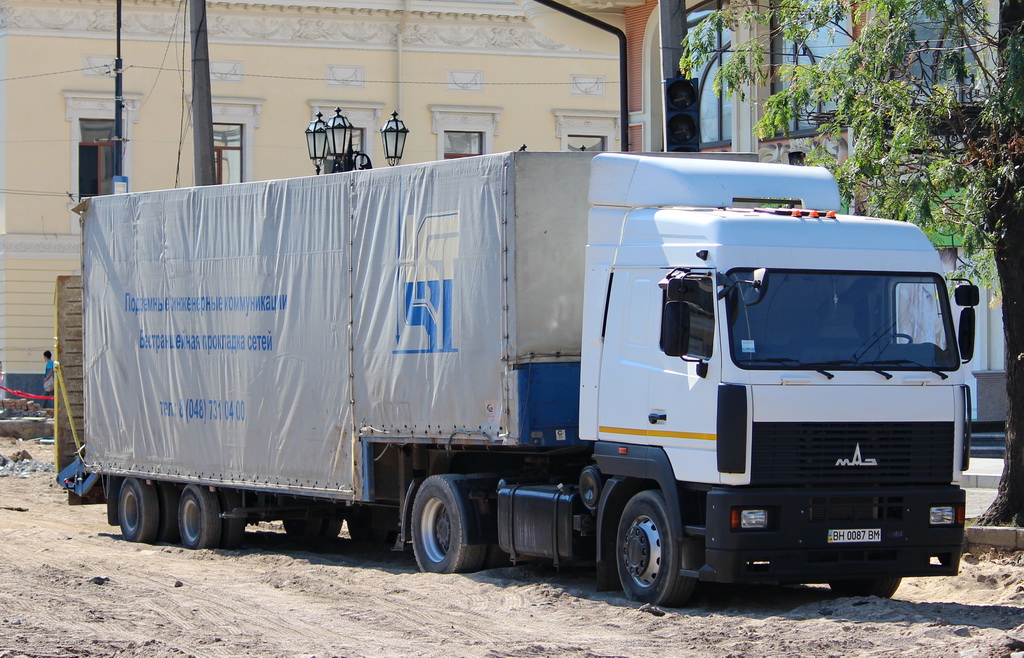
63,151 -> 977,606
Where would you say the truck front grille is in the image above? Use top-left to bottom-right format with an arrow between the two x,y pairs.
750,422 -> 954,486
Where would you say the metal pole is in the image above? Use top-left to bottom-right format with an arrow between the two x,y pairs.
528,0 -> 629,152
189,0 -> 216,186
113,0 -> 123,178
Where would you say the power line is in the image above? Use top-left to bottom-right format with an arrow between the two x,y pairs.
0,188 -> 72,198
126,64 -> 619,86
0,67 -> 94,82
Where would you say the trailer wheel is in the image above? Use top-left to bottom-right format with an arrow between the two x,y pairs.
119,477 -> 159,543
411,475 -> 486,574
616,490 -> 696,607
155,482 -> 181,544
218,488 -> 246,549
828,577 -> 902,599
178,485 -> 222,549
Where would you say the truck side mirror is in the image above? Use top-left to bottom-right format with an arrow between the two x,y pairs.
742,268 -> 770,306
958,306 -> 976,362
660,300 -> 690,357
954,284 -> 979,307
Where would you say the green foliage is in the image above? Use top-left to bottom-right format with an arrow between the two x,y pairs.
682,0 -> 1024,285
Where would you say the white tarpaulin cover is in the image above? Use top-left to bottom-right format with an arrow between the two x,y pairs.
82,152 -> 592,496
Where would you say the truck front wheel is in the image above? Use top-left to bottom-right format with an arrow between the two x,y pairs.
411,475 -> 486,574
178,485 -> 222,549
119,477 -> 159,543
616,490 -> 696,607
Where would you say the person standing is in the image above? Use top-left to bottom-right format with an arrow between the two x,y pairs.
42,350 -> 54,409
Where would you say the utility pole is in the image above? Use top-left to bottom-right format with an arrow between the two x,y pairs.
189,0 -> 216,186
112,0 -> 127,193
659,0 -> 686,80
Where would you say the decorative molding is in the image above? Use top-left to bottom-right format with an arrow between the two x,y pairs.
211,60 -> 244,83
309,100 -> 384,125
327,65 -> 365,88
447,70 -> 484,93
570,75 -> 605,96
552,109 -> 619,148
0,235 -> 81,260
430,105 -> 503,135
211,97 -> 264,128
2,3 -> 602,56
757,135 -> 848,164
83,55 -> 115,78
63,90 -> 142,123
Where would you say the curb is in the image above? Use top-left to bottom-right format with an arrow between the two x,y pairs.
961,473 -> 1001,489
964,526 -> 1024,552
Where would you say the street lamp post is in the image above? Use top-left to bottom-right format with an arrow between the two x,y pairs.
380,111 -> 409,167
305,112 -> 329,175
306,108 -> 409,174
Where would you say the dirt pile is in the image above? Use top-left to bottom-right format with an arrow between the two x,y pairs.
0,436 -> 1022,657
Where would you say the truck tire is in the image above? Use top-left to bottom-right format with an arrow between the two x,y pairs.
828,577 -> 902,599
616,489 -> 697,607
411,475 -> 486,574
119,477 -> 159,544
320,518 -> 344,540
155,482 -> 181,544
106,477 -> 124,527
218,488 -> 246,549
178,484 -> 222,550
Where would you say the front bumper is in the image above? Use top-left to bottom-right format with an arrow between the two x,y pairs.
697,485 -> 965,584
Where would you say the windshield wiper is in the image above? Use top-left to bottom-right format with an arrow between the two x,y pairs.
801,359 -> 861,381
861,359 -> 950,380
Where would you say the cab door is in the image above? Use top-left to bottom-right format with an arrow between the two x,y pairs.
596,268 -> 661,446
647,270 -> 724,484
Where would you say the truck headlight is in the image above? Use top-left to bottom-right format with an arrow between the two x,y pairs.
929,506 -> 954,525
731,508 -> 768,530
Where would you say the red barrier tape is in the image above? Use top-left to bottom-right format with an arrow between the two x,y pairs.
0,385 -> 53,400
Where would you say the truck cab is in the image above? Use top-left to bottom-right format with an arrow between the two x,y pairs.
578,154 -> 973,605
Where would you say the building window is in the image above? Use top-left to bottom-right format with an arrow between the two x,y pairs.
78,119 -> 115,198
566,135 -> 606,152
770,18 -> 852,135
553,110 -> 619,151
444,131 -> 484,159
430,105 -> 502,160
688,0 -> 733,147
213,124 -> 243,185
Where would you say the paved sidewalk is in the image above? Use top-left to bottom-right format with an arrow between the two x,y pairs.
963,457 -> 1003,518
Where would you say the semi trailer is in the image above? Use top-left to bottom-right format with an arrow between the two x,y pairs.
61,151 -> 977,606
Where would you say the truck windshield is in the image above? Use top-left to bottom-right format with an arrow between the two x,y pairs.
725,269 -> 959,371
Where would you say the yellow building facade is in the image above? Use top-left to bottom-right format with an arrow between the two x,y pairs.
0,0 -> 620,391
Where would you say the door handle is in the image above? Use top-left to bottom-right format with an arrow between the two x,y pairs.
648,412 -> 667,424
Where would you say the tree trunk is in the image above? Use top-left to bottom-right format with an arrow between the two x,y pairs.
977,222 -> 1024,526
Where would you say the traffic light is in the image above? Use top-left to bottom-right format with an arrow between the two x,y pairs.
664,77 -> 700,152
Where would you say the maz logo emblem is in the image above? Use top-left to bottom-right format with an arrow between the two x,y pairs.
835,443 -> 878,467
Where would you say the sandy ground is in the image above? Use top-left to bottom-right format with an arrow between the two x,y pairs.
2,438 -> 1023,658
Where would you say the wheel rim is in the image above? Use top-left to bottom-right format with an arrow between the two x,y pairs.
418,497 -> 451,564
181,496 -> 200,545
622,514 -> 663,588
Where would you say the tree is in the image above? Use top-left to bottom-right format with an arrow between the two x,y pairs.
683,0 -> 1024,525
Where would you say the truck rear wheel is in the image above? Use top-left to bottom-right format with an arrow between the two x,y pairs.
155,482 -> 181,544
178,485 -> 222,549
616,490 -> 697,607
218,488 -> 246,549
119,477 -> 159,543
412,475 -> 486,574
828,577 -> 902,599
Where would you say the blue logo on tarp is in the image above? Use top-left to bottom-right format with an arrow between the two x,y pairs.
394,211 -> 460,354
